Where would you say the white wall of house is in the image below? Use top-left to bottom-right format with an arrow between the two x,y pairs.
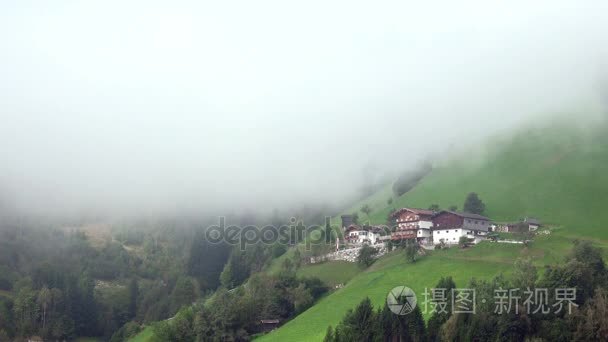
348,230 -> 381,244
419,220 -> 433,229
433,228 -> 465,244
417,229 -> 431,238
417,228 -> 432,244
432,229 -> 487,245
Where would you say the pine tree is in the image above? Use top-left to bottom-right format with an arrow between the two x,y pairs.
323,325 -> 335,342
379,303 -> 400,340
427,276 -> 456,342
128,277 -> 138,320
170,277 -> 197,313
463,192 -> 485,214
37,285 -> 52,331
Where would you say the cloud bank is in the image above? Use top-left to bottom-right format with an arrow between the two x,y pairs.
1,0 -> 607,217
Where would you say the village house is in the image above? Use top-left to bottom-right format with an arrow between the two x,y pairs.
340,214 -> 354,230
390,208 -> 435,244
496,217 -> 542,233
259,319 -> 280,332
524,217 -> 541,231
432,210 -> 491,245
344,224 -> 384,245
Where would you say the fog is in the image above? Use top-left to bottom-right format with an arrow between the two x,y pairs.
1,0 -> 607,218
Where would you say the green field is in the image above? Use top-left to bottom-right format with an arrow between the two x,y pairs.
259,231 -> 608,341
129,326 -> 154,342
297,261 -> 360,287
259,243 -> 517,341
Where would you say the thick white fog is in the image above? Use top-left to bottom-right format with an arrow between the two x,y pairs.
1,0 -> 607,217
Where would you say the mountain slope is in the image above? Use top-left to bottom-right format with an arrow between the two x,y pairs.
260,118 -> 608,341
259,234 -> 584,341
132,117 -> 608,341
344,119 -> 608,239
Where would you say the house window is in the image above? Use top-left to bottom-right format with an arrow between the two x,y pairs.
474,220 -> 478,224
455,230 -> 459,233
453,238 -> 456,240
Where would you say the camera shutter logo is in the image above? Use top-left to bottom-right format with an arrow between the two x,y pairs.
387,286 -> 417,315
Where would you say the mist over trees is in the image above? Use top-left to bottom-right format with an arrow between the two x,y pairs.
0,217 -> 231,340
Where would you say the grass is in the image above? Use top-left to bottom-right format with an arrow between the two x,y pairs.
258,244 -> 517,341
336,121 -> 608,240
129,326 -> 154,342
259,230 -> 608,341
131,235 -> 606,341
266,247 -> 298,274
297,261 -> 360,287
333,183 -> 395,224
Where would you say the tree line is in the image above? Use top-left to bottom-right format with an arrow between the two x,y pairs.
325,240 -> 608,341
151,262 -> 328,341
0,210 -> 331,340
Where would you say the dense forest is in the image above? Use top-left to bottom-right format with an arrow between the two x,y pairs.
0,208 -> 332,341
0,219 -> 222,340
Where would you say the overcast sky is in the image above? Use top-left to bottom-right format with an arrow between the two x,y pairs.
1,1 -> 607,217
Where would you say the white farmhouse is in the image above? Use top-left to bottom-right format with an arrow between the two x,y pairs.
344,225 -> 384,245
432,210 -> 491,245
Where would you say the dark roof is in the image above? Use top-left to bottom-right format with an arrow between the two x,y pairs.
345,224 -> 362,231
435,210 -> 490,221
370,226 -> 389,235
390,208 -> 435,219
346,225 -> 388,235
524,217 -> 541,225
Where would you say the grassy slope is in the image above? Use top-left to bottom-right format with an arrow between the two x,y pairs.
260,231 -> 608,342
334,183 -> 395,225
354,121 -> 608,240
260,120 -> 608,341
297,261 -> 360,287
129,327 -> 154,342
260,243 -> 517,341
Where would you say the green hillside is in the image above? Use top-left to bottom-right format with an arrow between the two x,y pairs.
258,119 -> 608,341
340,120 -> 608,239
258,231 -> 600,341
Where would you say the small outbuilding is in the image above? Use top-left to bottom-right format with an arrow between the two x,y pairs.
524,217 -> 541,231
259,319 -> 280,332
